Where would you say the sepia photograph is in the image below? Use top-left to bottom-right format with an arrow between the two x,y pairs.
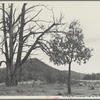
0,0 -> 100,99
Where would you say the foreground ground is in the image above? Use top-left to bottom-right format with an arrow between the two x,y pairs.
0,81 -> 100,96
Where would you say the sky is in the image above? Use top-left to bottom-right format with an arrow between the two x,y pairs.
0,1 -> 100,74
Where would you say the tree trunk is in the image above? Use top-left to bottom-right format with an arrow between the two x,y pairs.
5,65 -> 18,86
5,74 -> 18,86
67,62 -> 71,94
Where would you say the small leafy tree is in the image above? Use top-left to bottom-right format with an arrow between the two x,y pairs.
49,21 -> 93,94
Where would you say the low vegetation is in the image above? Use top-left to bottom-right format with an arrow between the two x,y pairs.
0,79 -> 100,96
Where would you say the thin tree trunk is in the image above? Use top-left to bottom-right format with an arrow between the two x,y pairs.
67,62 -> 71,94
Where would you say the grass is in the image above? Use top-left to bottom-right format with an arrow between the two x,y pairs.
0,81 -> 100,96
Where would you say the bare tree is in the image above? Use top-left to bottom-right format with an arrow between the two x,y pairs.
0,3 -> 62,86
48,21 -> 93,94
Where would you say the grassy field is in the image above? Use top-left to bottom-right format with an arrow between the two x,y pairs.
0,80 -> 100,96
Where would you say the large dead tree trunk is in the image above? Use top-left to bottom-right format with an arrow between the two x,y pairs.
5,63 -> 18,86
1,3 -> 62,86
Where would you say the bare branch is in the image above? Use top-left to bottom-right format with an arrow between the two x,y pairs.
32,20 -> 53,23
0,61 -> 6,66
34,21 -> 45,31
0,7 -> 10,17
23,31 -> 42,42
13,8 -> 17,23
2,4 -> 9,60
25,9 -> 42,24
0,47 -> 6,55
13,14 -> 21,25
19,23 -> 56,66
16,3 -> 26,65
25,5 -> 41,12
13,44 -> 17,56
13,3 -> 27,26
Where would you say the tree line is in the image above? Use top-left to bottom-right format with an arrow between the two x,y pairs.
83,73 -> 100,80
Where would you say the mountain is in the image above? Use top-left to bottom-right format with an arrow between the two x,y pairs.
21,58 -> 64,83
0,58 -> 86,83
20,58 -> 86,83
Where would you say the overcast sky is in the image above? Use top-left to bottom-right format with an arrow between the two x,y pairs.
32,1 -> 100,74
1,1 -> 100,74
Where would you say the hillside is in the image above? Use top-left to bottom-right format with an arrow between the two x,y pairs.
20,58 -> 85,83
21,58 -> 64,83
0,58 -> 86,83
